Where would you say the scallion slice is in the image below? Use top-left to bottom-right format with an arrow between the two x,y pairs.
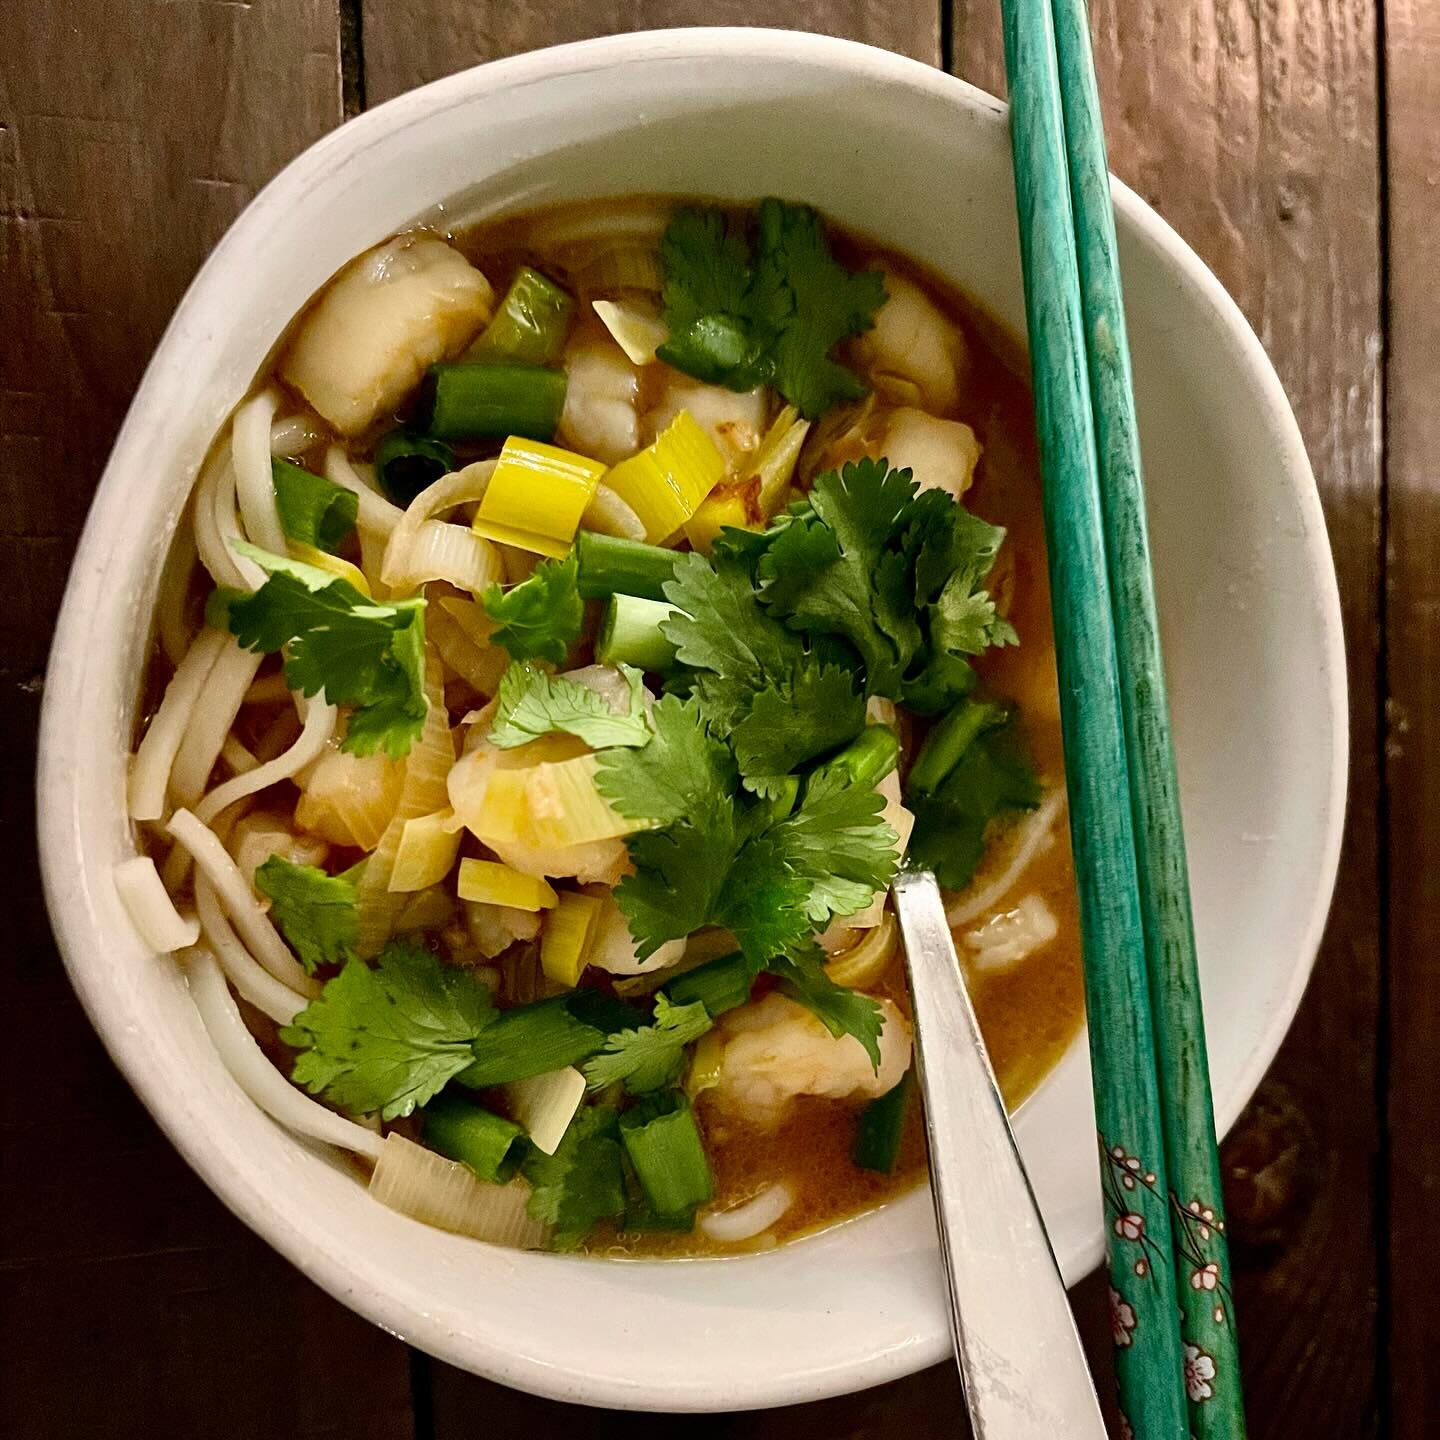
271,457 -> 358,553
458,991 -> 638,1090
664,950 -> 765,1018
574,531 -> 680,601
852,1068 -> 914,1174
417,362 -> 567,442
907,698 -> 1009,796
423,1094 -> 527,1184
618,1090 -> 714,1217
595,594 -> 680,672
470,266 -> 574,366
374,428 -> 456,505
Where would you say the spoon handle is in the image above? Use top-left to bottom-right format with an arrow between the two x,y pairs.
892,868 -> 1107,1439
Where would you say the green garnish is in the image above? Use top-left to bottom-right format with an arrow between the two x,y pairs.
489,660 -> 651,751
657,200 -> 887,419
281,942 -> 496,1121
254,855 -> 360,973
456,990 -> 637,1091
853,1068 -> 914,1173
581,995 -> 713,1095
221,542 -> 427,759
423,1094 -> 527,1184
482,552 -> 584,665
271,457 -> 358,553
769,942 -> 885,1069
618,1090 -> 714,1218
522,1104 -> 627,1251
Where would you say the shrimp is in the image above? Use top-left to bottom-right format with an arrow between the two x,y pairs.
558,338 -> 640,463
293,744 -> 406,850
870,406 -> 982,502
581,888 -> 686,975
705,992 -> 912,1129
853,272 -> 969,415
228,810 -> 328,890
644,377 -> 769,470
281,236 -> 494,435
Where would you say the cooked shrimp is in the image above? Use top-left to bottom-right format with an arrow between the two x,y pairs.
644,377 -> 768,469
705,992 -> 912,1129
229,810 -> 328,889
853,272 -> 969,415
581,888 -> 686,975
870,406 -> 982,502
293,744 -> 406,850
281,236 -> 494,435
558,338 -> 640,463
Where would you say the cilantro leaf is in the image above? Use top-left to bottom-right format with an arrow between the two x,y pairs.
906,718 -> 1042,890
489,661 -> 651,750
482,553 -> 584,665
656,200 -> 885,418
280,942 -> 496,1120
223,542 -> 427,759
769,942 -> 885,1069
581,995 -> 713,1094
522,1103 -> 626,1250
271,457 -> 358,554
730,663 -> 866,799
254,856 -> 359,973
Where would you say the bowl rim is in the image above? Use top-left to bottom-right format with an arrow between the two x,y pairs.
37,25 -> 1347,1410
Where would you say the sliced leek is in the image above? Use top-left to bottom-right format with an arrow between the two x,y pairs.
388,809 -> 463,892
469,266 -> 573,366
592,297 -> 668,365
457,858 -> 558,911
505,1066 -> 586,1155
540,890 -> 603,987
601,410 -> 725,543
472,435 -> 606,558
526,753 -> 641,847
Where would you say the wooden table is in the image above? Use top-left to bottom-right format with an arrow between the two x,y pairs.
2,3 -> 1430,1435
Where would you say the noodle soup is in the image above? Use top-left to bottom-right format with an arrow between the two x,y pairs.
124,196 -> 1082,1256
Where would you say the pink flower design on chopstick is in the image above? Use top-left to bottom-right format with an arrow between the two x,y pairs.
1191,1262 -> 1220,1291
1184,1343 -> 1217,1402
1114,1211 -> 1146,1241
1109,1287 -> 1137,1348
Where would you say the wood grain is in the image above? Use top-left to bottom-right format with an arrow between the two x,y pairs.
0,4 -> 416,1436
952,2 -> 1385,1434
359,0 -> 938,105
1381,2 -> 1440,1434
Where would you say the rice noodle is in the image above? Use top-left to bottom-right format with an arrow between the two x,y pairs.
581,484 -> 647,541
243,670 -> 293,705
167,807 -> 319,998
220,734 -> 260,775
380,459 -> 496,588
114,855 -> 201,952
156,517 -> 200,667
231,388 -> 287,554
195,874 -> 312,1024
325,444 -> 405,538
700,1183 -> 794,1243
945,788 -> 1067,926
269,412 -> 326,457
193,449 -> 248,589
167,637 -> 264,809
184,945 -> 381,1159
128,626 -> 227,822
193,695 -> 337,828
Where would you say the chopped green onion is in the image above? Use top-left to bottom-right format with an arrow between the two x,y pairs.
574,531 -> 680,601
374,428 -> 456,505
423,1094 -> 527,1183
416,362 -> 567,442
852,1068 -> 914,1174
664,950 -> 765,1018
457,991 -> 637,1090
596,594 -> 680,672
271,457 -> 359,553
810,724 -> 900,794
755,774 -> 800,825
470,266 -> 574,366
907,699 -> 1008,796
621,1187 -> 697,1234
618,1090 -> 714,1217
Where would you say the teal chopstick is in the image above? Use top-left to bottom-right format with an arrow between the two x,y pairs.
1048,0 -> 1247,1432
997,1 -> 1189,1435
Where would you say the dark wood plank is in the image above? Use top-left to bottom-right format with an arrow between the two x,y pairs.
0,3 -> 417,1435
1381,1 -> 1440,1434
359,1 -> 939,105
950,3 -> 1386,1435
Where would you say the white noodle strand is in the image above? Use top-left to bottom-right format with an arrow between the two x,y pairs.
945,789 -> 1067,926
220,734 -> 260,775
168,638 -> 263,809
270,412 -> 326,457
114,856 -> 201,952
185,946 -> 381,1159
700,1183 -> 794,1243
195,874 -> 311,1024
156,518 -> 200,667
325,444 -> 405,537
167,807 -> 319,998
231,388 -> 287,554
194,449 -> 247,589
128,626 -> 228,822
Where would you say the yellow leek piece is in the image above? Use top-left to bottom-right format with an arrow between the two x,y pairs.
752,404 -> 809,517
457,858 -> 558,911
684,1029 -> 726,1099
526,753 -> 642,848
388,809 -> 463,893
288,541 -> 372,596
540,891 -> 604,987
472,436 -> 606,558
466,768 -> 531,849
824,911 -> 899,989
602,410 -> 726,542
683,477 -> 762,555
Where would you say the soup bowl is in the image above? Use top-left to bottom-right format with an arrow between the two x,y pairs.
38,27 -> 1345,1411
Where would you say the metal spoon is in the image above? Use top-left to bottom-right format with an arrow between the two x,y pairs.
892,866 -> 1108,1439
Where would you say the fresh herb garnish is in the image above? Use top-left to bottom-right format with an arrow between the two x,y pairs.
522,1103 -> 627,1250
582,995 -> 713,1095
271,457 -> 358,553
489,660 -> 651,751
254,856 -> 360,973
657,200 -> 887,419
482,552 -> 584,665
220,542 -> 427,758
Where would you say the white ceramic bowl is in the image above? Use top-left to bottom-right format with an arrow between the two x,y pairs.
38,28 -> 1346,1412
